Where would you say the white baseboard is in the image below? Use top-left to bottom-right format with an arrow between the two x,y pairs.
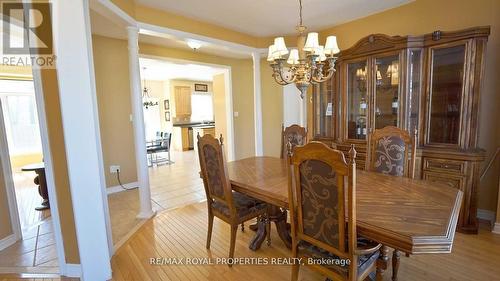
62,263 -> 81,278
477,209 -> 495,225
493,223 -> 500,234
113,218 -> 150,252
0,234 -> 17,251
107,181 -> 139,194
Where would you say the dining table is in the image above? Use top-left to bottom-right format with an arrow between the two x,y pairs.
226,156 -> 463,281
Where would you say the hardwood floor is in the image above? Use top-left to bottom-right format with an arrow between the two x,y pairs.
149,150 -> 205,210
108,202 -> 500,281
0,219 -> 58,274
12,171 -> 51,231
2,202 -> 500,280
108,150 -> 205,245
0,171 -> 58,275
6,150 -> 499,280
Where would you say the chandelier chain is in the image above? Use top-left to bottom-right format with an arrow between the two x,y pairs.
298,0 -> 303,26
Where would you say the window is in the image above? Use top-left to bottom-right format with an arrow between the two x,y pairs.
191,92 -> 214,121
0,80 -> 42,155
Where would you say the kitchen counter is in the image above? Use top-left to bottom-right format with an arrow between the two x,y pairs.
173,122 -> 215,128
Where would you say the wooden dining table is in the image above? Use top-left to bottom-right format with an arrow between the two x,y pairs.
226,156 -> 463,281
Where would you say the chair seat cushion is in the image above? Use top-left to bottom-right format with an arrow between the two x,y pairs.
298,238 -> 380,277
212,191 -> 267,218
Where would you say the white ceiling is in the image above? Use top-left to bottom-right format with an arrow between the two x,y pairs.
139,57 -> 225,81
135,0 -> 413,37
90,10 -> 251,59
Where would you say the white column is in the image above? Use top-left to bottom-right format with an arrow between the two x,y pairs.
127,27 -> 155,219
252,52 -> 263,156
300,94 -> 307,128
52,0 -> 111,279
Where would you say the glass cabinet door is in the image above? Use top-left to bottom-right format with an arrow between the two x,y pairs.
374,54 -> 400,129
407,49 -> 422,134
428,45 -> 465,145
313,79 -> 334,138
346,61 -> 368,140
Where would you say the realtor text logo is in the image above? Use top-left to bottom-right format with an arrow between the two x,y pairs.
1,2 -> 55,68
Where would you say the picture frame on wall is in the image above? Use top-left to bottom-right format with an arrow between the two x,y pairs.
194,83 -> 208,92
165,111 -> 170,122
164,99 -> 170,110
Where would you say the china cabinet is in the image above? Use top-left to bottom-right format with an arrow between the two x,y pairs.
311,27 -> 490,233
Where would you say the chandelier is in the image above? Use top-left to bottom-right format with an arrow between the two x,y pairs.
267,0 -> 340,98
142,67 -> 159,109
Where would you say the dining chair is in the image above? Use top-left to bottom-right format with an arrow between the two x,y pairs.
367,126 -> 417,178
197,133 -> 268,266
366,125 -> 417,280
281,124 -> 307,159
287,142 -> 381,281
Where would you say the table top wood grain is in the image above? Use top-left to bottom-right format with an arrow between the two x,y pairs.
227,156 -> 463,254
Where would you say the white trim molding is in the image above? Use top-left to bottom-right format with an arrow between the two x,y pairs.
252,52 -> 263,156
138,22 -> 257,56
32,67 -> 68,274
127,27 -> 156,220
90,0 -> 136,26
0,234 -> 17,252
493,223 -> 500,234
52,0 -> 112,279
63,264 -> 82,278
0,100 -> 22,244
477,209 -> 495,225
106,182 -> 139,194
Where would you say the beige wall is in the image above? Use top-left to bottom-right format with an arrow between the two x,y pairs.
0,153 -> 13,240
213,73 -> 227,142
319,0 -> 500,212
39,69 -> 80,263
260,59 -> 284,157
92,35 -> 138,188
144,80 -> 169,132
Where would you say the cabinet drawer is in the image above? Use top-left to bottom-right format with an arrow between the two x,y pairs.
423,158 -> 466,175
422,171 -> 466,191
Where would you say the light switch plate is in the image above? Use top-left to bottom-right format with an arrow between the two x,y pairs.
234,111 -> 239,117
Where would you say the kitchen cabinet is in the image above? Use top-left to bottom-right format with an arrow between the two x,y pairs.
174,86 -> 192,116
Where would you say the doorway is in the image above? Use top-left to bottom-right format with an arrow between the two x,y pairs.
139,56 -> 234,209
0,78 -> 59,273
106,56 -> 234,245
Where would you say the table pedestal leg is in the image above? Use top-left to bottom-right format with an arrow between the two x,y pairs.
248,215 -> 267,251
269,205 -> 291,249
248,205 -> 291,251
34,170 -> 50,211
376,245 -> 389,281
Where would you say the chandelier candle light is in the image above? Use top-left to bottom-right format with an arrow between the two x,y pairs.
267,0 -> 340,98
142,67 -> 159,109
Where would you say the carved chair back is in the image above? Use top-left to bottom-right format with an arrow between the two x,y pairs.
281,124 -> 307,159
197,134 -> 236,217
367,126 -> 417,178
288,142 -> 358,270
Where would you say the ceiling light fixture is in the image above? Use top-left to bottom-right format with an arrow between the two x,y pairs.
141,67 -> 159,109
267,0 -> 340,98
187,40 -> 202,50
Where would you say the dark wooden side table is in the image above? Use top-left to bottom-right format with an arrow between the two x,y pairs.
21,162 -> 49,211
